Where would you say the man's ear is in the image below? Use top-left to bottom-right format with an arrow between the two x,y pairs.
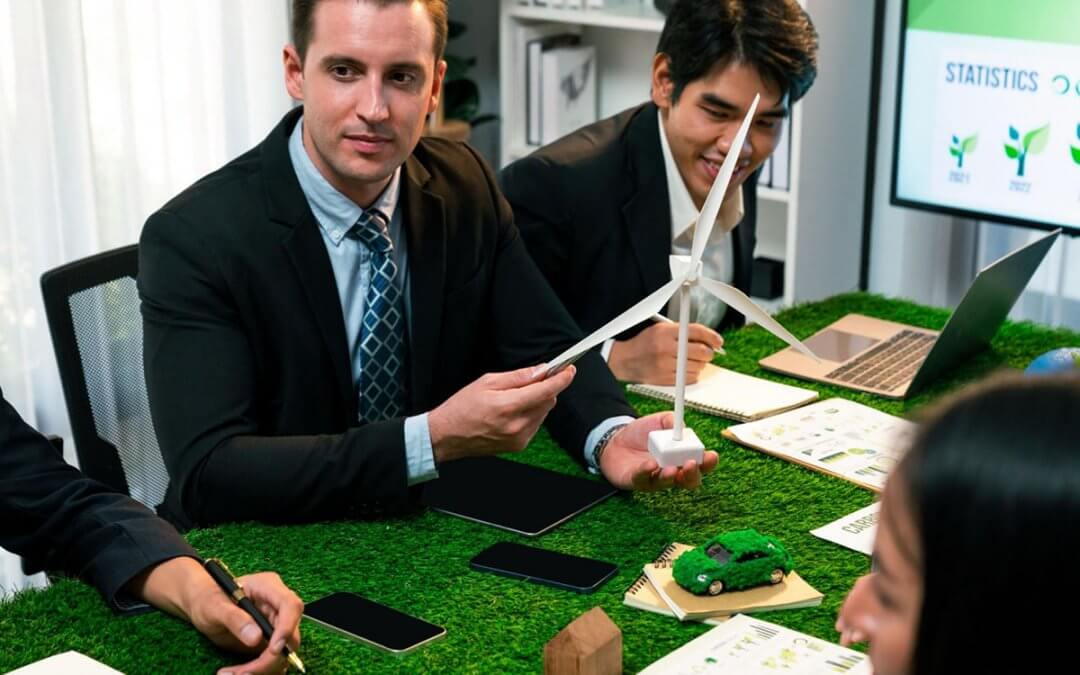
650,52 -> 674,109
429,59 -> 448,115
283,44 -> 305,102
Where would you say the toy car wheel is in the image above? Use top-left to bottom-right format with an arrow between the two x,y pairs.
707,579 -> 724,595
770,569 -> 784,584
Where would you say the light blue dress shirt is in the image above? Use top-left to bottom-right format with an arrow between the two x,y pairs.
289,120 -> 436,485
288,118 -> 629,478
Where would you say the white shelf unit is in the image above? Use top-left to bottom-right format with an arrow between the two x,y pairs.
499,0 -> 875,309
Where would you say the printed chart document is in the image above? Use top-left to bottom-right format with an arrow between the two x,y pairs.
811,502 -> 879,556
723,398 -> 917,492
641,614 -> 871,674
628,364 -> 819,422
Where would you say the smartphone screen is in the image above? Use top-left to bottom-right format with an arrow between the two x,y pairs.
303,592 -> 445,654
469,542 -> 618,593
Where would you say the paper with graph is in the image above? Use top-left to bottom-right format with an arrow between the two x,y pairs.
723,399 -> 916,492
640,613 -> 871,674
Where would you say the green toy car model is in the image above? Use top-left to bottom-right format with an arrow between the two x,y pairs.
673,529 -> 793,596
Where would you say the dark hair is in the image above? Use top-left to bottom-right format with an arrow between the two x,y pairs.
291,0 -> 448,63
894,373 -> 1080,673
655,0 -> 818,103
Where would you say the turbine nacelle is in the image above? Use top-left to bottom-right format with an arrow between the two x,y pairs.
670,255 -> 701,284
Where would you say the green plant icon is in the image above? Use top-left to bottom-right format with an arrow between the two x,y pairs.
1071,123 -> 1080,165
1004,123 -> 1049,177
949,133 -> 977,169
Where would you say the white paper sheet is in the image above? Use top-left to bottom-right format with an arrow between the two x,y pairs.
8,652 -> 123,675
641,613 -> 871,674
811,502 -> 880,556
726,399 -> 916,491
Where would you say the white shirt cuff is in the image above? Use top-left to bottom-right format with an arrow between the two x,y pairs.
404,413 -> 439,486
600,338 -> 616,362
583,415 -> 636,473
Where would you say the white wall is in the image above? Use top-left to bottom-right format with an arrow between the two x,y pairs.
867,0 -> 978,309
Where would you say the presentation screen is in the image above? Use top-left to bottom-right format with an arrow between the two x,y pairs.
892,0 -> 1080,235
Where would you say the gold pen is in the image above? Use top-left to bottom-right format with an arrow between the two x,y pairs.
204,559 -> 306,673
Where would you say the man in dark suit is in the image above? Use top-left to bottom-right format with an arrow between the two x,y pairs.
500,0 -> 819,385
139,0 -> 717,529
0,389 -> 302,674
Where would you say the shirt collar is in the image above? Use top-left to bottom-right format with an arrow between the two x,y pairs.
288,117 -> 401,246
657,109 -> 744,248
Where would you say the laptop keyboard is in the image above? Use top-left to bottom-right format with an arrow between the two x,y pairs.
825,329 -> 937,391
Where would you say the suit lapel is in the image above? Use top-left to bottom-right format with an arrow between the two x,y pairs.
281,219 -> 356,414
401,154 -> 446,412
263,108 -> 356,417
622,104 -> 673,294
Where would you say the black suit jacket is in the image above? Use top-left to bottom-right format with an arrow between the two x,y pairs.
500,102 -> 758,337
139,107 -> 634,529
0,388 -> 195,611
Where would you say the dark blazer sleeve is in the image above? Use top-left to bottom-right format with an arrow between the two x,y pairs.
0,389 -> 196,612
473,148 -> 636,459
139,211 -> 409,527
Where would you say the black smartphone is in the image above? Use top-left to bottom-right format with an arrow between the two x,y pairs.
303,592 -> 446,654
469,542 -> 618,593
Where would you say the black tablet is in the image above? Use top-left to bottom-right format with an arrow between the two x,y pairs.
419,456 -> 617,536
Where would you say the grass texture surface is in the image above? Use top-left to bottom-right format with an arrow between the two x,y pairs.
3,293 -> 1077,673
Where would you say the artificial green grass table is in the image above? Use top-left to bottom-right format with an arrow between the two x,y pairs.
3,293 -> 1077,674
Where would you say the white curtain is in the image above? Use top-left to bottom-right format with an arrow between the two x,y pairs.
0,0 -> 292,598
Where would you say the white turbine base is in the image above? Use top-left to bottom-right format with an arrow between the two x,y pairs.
647,428 -> 705,468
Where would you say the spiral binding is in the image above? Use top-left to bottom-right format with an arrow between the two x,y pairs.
625,543 -> 680,595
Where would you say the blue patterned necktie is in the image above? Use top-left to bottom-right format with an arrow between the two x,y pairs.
349,208 -> 406,422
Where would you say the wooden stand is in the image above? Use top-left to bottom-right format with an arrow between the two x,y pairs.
543,607 -> 622,675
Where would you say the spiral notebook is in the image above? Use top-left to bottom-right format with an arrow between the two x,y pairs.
627,364 -> 819,422
623,543 -> 726,625
643,556 -> 823,621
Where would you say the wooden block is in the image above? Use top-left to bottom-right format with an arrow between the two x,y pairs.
543,607 -> 622,675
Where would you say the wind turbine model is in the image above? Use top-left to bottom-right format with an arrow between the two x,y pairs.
543,93 -> 820,468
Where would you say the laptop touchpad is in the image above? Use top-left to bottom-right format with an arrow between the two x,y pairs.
803,329 -> 880,362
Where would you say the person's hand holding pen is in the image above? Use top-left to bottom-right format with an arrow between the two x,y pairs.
128,556 -> 304,674
606,314 -> 725,385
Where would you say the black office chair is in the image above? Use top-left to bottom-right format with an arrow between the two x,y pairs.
40,244 -> 169,510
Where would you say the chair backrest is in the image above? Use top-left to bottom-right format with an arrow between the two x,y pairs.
40,245 -> 169,510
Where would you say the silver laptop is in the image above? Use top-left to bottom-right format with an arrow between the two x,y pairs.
759,229 -> 1060,399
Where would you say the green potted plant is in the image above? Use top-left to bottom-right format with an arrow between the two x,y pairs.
429,20 -> 496,141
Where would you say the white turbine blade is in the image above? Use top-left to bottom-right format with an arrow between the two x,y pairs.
690,93 -> 761,267
544,278 -> 683,376
698,277 -> 821,362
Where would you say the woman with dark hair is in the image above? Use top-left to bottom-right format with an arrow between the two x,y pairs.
835,373 -> 1080,674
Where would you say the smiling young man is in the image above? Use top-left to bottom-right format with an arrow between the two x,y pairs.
500,0 -> 818,385
138,0 -> 716,530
